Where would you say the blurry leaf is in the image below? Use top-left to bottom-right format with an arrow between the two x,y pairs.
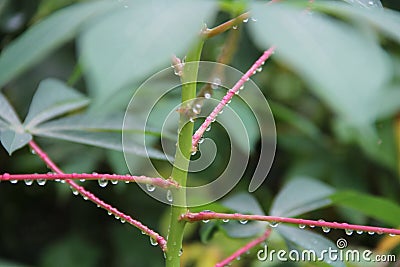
31,113 -> 168,159
40,235 -> 100,267
0,1 -> 116,88
200,221 -> 218,243
79,0 -> 216,107
24,78 -> 89,129
330,191 -> 400,227
317,2 -> 400,44
0,259 -> 31,267
341,0 -> 382,9
0,93 -> 21,127
250,2 -> 390,125
0,129 -> 32,155
270,177 -> 335,217
219,193 -> 267,238
277,225 -> 346,267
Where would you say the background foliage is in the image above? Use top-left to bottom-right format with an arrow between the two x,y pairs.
0,0 -> 400,266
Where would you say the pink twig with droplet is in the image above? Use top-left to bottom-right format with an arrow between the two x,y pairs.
28,140 -> 168,251
191,47 -> 275,151
181,211 -> 400,236
215,229 -> 271,267
0,173 -> 179,188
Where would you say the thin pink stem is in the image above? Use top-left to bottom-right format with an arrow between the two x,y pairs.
28,140 -> 168,251
215,229 -> 271,267
191,47 -> 276,151
181,212 -> 400,236
0,173 -> 179,188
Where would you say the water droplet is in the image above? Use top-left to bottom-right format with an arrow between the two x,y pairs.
222,219 -> 229,223
257,67 -> 263,72
98,177 -> 108,188
31,149 -> 36,154
24,180 -> 33,186
206,126 -> 211,132
356,230 -> 363,234
82,195 -> 88,201
179,248 -> 183,257
146,184 -> 156,192
368,231 -> 375,235
114,215 -> 120,220
232,25 -> 238,30
322,226 -> 331,233
70,187 -> 79,196
389,233 -> 396,237
166,190 -> 173,202
245,77 -> 250,81
37,179 -> 46,186
243,18 -> 249,23
252,70 -> 256,75
251,17 -> 257,22
269,221 -> 279,228
192,106 -> 200,114
198,138 -> 204,144
240,85 -> 244,90
202,218 -> 210,223
239,219 -> 248,225
204,93 -> 211,99
79,179 -> 85,182
299,224 -> 306,229
150,236 -> 158,246
219,110 -> 223,114
211,78 -> 221,89
111,180 -> 118,185
236,256 -> 241,261
92,172 -> 98,176
309,225 -> 315,228
60,179 -> 66,184
107,211 -> 112,216
189,117 -> 195,123
10,180 -> 18,184
120,218 -> 126,223
345,229 -> 354,236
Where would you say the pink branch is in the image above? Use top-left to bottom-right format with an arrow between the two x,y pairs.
181,212 -> 400,236
28,140 -> 168,251
0,173 -> 179,188
191,47 -> 276,151
215,229 -> 271,267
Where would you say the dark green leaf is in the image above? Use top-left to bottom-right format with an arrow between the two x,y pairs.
278,225 -> 345,267
250,2 -> 390,125
24,78 -> 89,129
79,0 -> 216,107
0,1 -> 116,88
270,177 -> 335,217
1,129 -> 32,155
330,191 -> 400,227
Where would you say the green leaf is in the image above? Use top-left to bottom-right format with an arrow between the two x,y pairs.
1,129 -> 32,155
270,177 -> 335,217
317,2 -> 400,44
250,2 -> 390,125
79,0 -> 216,107
277,225 -> 345,267
0,93 -> 21,127
0,1 -> 116,89
24,78 -> 89,129
31,113 -> 168,159
341,0 -> 382,9
330,191 -> 400,227
220,193 -> 268,238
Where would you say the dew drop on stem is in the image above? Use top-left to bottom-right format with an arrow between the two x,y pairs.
107,211 -> 112,216
243,18 -> 249,23
368,231 -> 375,235
150,236 -> 158,246
232,25 -> 238,30
204,92 -> 211,99
356,230 -> 363,234
37,179 -> 46,186
146,184 -> 156,192
120,218 -> 126,223
70,187 -> 79,196
111,180 -> 118,185
269,221 -> 279,228
98,177 -> 108,188
298,224 -> 306,229
10,179 -> 18,184
24,180 -> 33,186
222,219 -> 229,223
345,229 -> 354,236
239,219 -> 248,225
322,226 -> 331,233
206,126 -> 211,132
179,248 -> 183,257
166,190 -> 173,202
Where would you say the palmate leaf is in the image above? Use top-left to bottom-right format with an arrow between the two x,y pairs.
0,1 -> 116,89
270,177 -> 335,217
0,130 -> 32,155
79,0 -> 216,108
24,78 -> 89,129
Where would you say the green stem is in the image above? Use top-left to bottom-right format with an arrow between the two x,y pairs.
165,39 -> 204,267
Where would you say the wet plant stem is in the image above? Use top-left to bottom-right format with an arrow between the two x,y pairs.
165,39 -> 204,267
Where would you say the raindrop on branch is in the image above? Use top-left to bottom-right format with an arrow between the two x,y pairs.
146,184 -> 156,192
